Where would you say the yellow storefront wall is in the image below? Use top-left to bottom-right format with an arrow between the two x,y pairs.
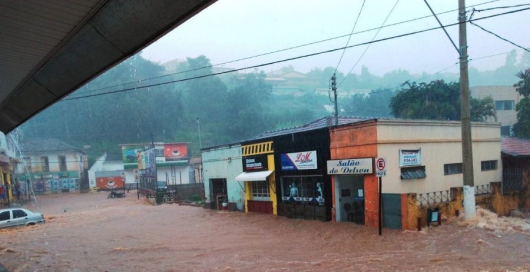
242,142 -> 277,215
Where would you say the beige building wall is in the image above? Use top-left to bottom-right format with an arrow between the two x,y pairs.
471,86 -> 522,127
376,120 -> 502,194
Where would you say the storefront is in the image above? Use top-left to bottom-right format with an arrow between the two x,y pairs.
327,158 -> 373,224
235,142 -> 277,214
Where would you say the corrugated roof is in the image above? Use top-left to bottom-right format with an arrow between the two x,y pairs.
253,116 -> 370,139
20,138 -> 83,153
501,137 -> 530,157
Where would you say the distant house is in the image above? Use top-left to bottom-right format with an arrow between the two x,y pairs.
88,152 -> 124,188
471,86 -> 523,136
119,142 -> 193,187
17,139 -> 88,193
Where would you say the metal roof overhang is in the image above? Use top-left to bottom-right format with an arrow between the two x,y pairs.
0,0 -> 216,134
235,171 -> 273,182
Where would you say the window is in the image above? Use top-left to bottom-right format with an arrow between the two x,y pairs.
41,156 -> 49,172
281,176 -> 324,204
444,163 -> 462,175
401,166 -> 426,179
500,126 -> 511,136
0,211 -> 10,221
12,210 -> 27,219
481,160 -> 497,171
495,100 -> 514,110
59,155 -> 67,171
252,181 -> 270,199
155,147 -> 164,157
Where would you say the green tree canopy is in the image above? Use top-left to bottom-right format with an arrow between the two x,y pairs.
390,80 -> 496,122
513,68 -> 530,138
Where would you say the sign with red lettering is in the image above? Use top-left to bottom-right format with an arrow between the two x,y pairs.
375,157 -> 386,177
281,150 -> 318,170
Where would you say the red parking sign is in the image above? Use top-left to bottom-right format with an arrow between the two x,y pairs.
376,157 -> 386,177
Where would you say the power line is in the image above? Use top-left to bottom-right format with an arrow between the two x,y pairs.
470,8 -> 530,53
73,0 -> 500,98
338,0 -> 400,88
473,3 -> 530,12
63,6 -> 530,101
335,0 -> 367,73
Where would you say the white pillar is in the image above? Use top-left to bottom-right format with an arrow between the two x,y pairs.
463,185 -> 476,220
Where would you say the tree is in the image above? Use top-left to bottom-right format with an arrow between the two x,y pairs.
224,72 -> 273,141
470,96 -> 496,122
343,89 -> 395,118
390,80 -> 495,122
513,68 -> 530,138
390,80 -> 461,120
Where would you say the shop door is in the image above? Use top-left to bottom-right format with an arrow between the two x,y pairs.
382,194 -> 402,229
335,175 -> 364,222
210,178 -> 227,210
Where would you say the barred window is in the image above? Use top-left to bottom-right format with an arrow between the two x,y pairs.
401,166 -> 426,179
444,163 -> 462,175
252,181 -> 270,199
481,160 -> 497,171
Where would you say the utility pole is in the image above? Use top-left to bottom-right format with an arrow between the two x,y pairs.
459,0 -> 476,220
331,73 -> 338,126
196,118 -> 202,150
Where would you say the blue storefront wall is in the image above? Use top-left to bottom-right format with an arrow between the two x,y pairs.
201,144 -> 244,210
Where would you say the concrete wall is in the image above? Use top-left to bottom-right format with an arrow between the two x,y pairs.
201,144 -> 243,210
174,183 -> 204,201
157,165 -> 191,185
402,182 -> 527,230
376,120 -> 502,194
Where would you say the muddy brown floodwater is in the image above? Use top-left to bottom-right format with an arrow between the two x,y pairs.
0,192 -> 529,271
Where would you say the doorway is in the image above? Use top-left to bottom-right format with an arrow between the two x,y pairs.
335,175 -> 365,224
209,178 -> 227,210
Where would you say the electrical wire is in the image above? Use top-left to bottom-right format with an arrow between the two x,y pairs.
73,0 -> 500,98
473,3 -> 530,12
63,6 -> 530,101
470,8 -> 530,53
338,0 -> 400,88
335,0 -> 367,73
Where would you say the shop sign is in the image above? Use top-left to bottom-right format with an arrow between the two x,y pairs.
326,158 -> 373,174
243,155 -> 268,172
281,151 -> 317,170
399,149 -> 421,167
163,143 -> 188,161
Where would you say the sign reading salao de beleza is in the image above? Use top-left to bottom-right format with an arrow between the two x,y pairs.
399,149 -> 421,167
327,158 -> 373,175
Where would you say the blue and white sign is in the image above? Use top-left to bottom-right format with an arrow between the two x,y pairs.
281,151 -> 318,170
399,149 -> 421,167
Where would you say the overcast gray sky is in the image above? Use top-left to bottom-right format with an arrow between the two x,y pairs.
141,0 -> 530,76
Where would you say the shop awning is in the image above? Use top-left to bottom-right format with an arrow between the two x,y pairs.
235,171 -> 273,182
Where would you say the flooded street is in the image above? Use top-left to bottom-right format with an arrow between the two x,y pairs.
1,192 -> 529,271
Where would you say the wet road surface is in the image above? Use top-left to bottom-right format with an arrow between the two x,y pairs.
0,192 -> 529,271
